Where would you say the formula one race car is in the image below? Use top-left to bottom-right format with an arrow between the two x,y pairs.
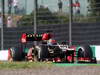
32,43 -> 97,63
8,33 -> 97,63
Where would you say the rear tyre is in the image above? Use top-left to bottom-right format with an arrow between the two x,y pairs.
11,45 -> 25,61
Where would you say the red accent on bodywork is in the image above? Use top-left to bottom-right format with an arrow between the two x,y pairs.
67,56 -> 72,62
21,33 -> 27,43
69,45 -> 76,56
66,46 -> 76,62
27,48 -> 33,60
54,57 -> 61,62
78,57 -> 91,61
42,33 -> 52,40
8,48 -> 12,60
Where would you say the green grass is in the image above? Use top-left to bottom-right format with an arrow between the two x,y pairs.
0,62 -> 53,69
0,61 -> 99,69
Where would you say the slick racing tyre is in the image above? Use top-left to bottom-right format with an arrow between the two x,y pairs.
11,45 -> 25,61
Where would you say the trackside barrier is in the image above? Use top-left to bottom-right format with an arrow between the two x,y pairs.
0,50 -> 9,61
93,46 -> 100,61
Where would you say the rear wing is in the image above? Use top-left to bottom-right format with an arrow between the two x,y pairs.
20,33 -> 52,43
26,33 -> 42,41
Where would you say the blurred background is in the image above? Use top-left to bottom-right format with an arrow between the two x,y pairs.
0,0 -> 100,49
0,0 -> 98,25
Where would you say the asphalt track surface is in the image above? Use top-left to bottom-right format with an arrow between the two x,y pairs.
0,64 -> 100,75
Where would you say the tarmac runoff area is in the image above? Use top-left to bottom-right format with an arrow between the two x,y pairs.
0,63 -> 100,75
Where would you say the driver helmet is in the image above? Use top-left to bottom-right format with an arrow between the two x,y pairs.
48,39 -> 57,45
